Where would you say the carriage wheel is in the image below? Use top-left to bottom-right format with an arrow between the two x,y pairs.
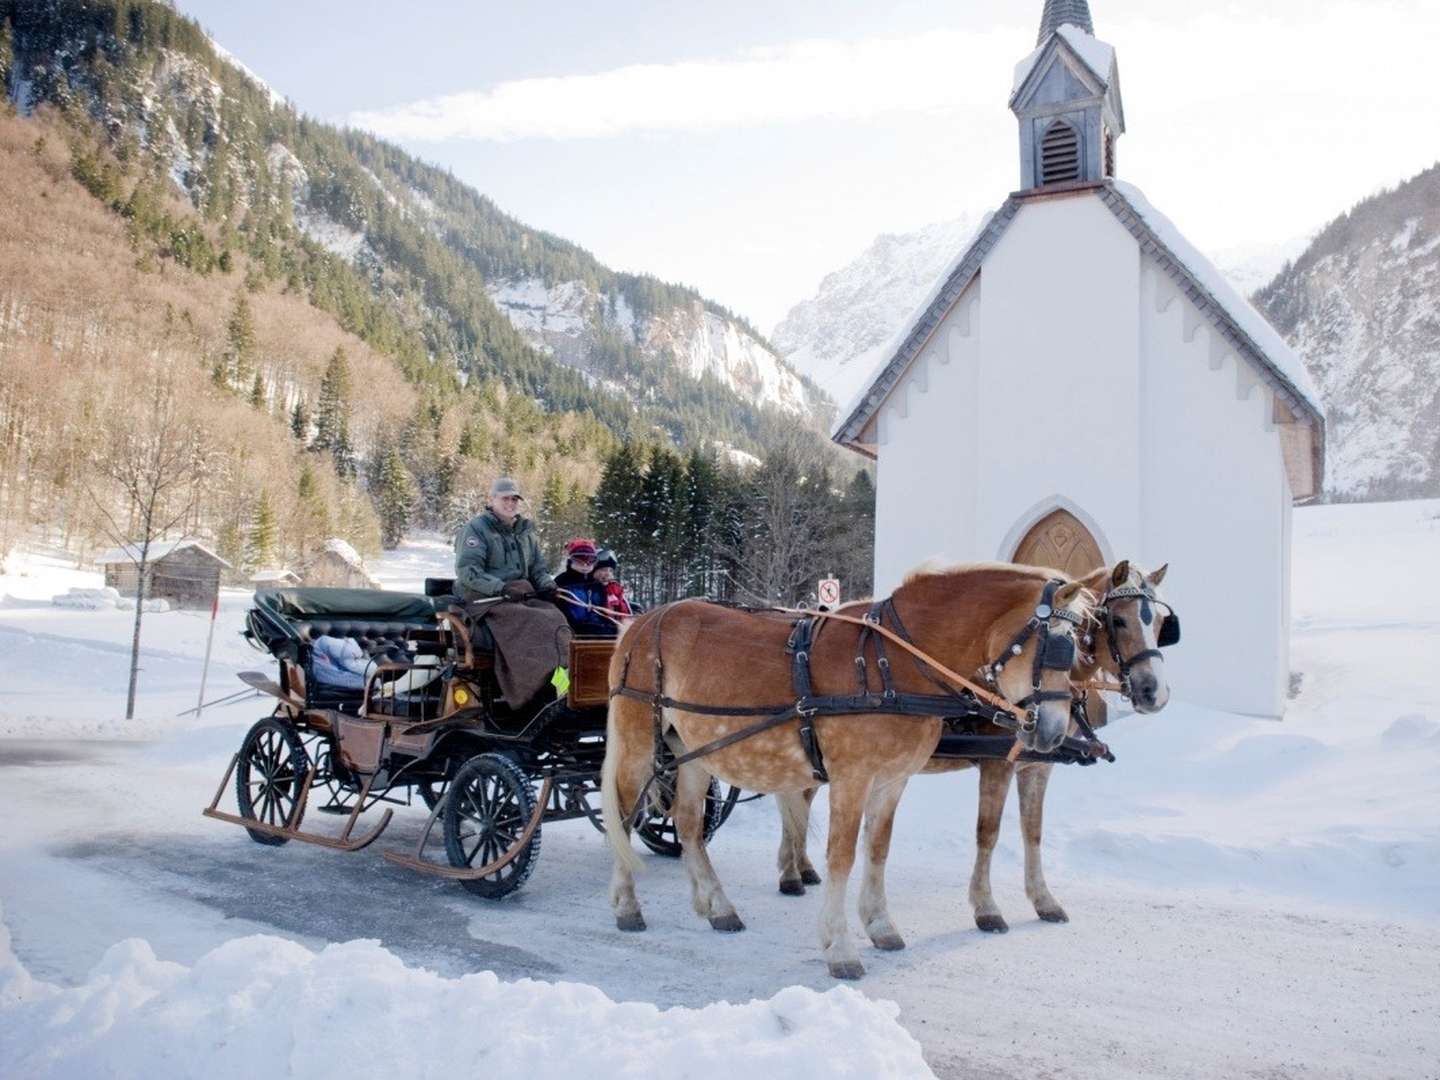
442,753 -> 541,899
636,775 -> 727,857
234,716 -> 308,846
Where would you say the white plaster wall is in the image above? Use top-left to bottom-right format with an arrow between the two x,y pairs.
873,285 -> 982,594
973,195 -> 1142,561
1139,262 -> 1288,717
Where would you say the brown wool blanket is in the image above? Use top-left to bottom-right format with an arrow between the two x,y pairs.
473,599 -> 573,705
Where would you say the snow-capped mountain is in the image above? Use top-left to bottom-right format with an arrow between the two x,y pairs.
484,278 -> 816,417
772,210 -> 1305,412
1255,164 -> 1440,500
5,3 -> 826,445
771,216 -> 984,408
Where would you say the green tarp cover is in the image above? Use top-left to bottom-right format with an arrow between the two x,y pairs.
256,587 -> 440,622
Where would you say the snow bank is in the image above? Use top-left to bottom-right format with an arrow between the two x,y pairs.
0,912 -> 932,1079
50,587 -> 122,610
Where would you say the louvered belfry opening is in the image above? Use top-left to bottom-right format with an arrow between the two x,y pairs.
1104,127 -> 1115,177
1040,120 -> 1081,185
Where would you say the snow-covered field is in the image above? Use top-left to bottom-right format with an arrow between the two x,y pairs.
2,506 -> 1438,1077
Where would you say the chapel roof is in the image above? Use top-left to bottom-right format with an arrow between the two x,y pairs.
1038,0 -> 1095,42
830,182 -> 1326,488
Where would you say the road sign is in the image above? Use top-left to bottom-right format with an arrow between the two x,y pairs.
818,577 -> 841,607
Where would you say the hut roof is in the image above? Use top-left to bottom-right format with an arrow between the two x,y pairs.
94,540 -> 232,569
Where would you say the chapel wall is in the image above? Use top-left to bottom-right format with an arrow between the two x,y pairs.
1139,260 -> 1289,717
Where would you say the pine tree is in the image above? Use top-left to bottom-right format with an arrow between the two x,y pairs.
312,346 -> 354,478
223,294 -> 257,388
0,18 -> 14,97
245,490 -> 279,571
376,448 -> 412,549
248,371 -> 265,409
290,396 -> 309,440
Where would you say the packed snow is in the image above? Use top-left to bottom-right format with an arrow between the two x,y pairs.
2,504 -> 1439,1076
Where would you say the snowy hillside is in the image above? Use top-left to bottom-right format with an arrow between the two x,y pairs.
486,277 -> 815,416
772,210 -> 1306,425
771,216 -> 983,407
2,501 -> 1439,1076
1255,164 -> 1440,499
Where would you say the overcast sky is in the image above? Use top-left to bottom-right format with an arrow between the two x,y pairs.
178,0 -> 1440,332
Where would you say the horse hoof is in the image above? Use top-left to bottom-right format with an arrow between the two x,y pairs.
871,933 -> 906,952
828,960 -> 865,980
709,913 -> 746,933
800,869 -> 822,886
779,879 -> 806,896
616,913 -> 646,933
1038,908 -> 1070,924
975,914 -> 1009,934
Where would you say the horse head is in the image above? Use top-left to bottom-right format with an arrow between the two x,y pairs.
982,577 -> 1093,754
1080,560 -> 1174,714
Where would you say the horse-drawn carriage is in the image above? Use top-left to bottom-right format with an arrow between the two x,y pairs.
202,583 -> 736,898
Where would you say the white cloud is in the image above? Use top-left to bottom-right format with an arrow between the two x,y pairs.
349,29 -> 1018,142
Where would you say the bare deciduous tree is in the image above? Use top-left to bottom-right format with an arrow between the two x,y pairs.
88,355 -> 210,719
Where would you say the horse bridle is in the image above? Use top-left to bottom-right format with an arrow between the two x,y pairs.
1098,581 -> 1180,700
980,579 -> 1084,733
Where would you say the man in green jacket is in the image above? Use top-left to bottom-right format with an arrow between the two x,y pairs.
454,477 -> 557,602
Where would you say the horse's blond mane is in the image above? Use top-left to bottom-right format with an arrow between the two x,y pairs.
896,561 -> 1095,623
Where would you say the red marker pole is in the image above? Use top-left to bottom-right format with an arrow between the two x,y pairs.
196,589 -> 220,720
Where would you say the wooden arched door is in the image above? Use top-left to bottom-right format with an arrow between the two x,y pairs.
1012,509 -> 1103,577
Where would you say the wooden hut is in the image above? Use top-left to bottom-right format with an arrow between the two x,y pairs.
297,538 -> 379,589
251,569 -> 301,588
95,541 -> 230,610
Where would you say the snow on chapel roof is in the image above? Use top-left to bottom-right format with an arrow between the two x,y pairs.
1012,24 -> 1116,99
832,182 -> 1326,452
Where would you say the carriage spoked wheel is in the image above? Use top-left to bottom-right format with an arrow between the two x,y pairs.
234,716 -> 309,846
442,753 -> 541,899
635,769 -> 730,858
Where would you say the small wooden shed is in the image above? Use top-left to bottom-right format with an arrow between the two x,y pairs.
95,540 -> 231,610
251,569 -> 301,588
297,538 -> 379,590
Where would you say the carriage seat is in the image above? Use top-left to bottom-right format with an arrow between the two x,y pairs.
295,619 -> 422,655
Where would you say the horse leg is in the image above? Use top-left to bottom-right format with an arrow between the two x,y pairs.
857,776 -> 908,951
969,759 -> 1014,933
1017,763 -> 1068,923
776,790 -> 809,896
675,759 -> 744,931
819,774 -> 871,980
798,787 -> 822,885
601,696 -> 651,933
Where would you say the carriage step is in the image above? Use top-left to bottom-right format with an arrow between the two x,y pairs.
314,803 -> 354,815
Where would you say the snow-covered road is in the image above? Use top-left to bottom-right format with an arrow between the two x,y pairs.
3,513 -> 1439,1077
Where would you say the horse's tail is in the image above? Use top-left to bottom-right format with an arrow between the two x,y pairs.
602,626 -> 644,877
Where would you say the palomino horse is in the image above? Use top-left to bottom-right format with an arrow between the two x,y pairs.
601,564 -> 1093,980
773,561 -> 1174,933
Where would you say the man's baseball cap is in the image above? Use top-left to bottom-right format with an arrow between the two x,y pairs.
489,477 -> 523,499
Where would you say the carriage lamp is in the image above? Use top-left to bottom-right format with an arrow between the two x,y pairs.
454,688 -> 471,706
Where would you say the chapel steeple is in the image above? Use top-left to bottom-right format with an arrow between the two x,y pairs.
1037,0 -> 1094,43
1010,0 -> 1124,191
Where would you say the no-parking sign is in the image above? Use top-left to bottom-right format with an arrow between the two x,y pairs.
817,577 -> 841,607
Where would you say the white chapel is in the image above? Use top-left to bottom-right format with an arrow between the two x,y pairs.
833,0 -> 1326,718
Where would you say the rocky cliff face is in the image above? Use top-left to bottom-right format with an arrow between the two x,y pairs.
771,216 -> 983,409
1255,165 -> 1440,500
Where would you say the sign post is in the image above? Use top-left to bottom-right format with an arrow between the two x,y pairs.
817,576 -> 841,609
196,591 -> 219,719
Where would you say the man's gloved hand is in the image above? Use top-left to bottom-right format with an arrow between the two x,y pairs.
501,580 -> 535,601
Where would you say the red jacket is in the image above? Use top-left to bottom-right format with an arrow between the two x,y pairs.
602,580 -> 632,617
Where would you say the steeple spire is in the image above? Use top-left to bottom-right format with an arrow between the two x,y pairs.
1037,0 -> 1095,44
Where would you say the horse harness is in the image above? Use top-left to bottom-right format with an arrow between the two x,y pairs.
1097,580 -> 1180,701
610,582 -> 1101,812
